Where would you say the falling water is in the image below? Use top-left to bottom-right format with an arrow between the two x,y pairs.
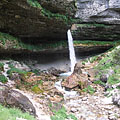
67,29 -> 77,73
55,30 -> 78,99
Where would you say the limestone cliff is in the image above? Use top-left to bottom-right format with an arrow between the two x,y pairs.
73,0 -> 120,41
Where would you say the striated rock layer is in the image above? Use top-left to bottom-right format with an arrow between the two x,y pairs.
0,0 -> 76,40
73,0 -> 120,41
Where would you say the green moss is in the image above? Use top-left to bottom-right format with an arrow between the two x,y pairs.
31,85 -> 44,94
7,67 -> 27,75
0,104 -> 36,120
27,0 -> 42,8
73,40 -> 118,46
0,75 -> 8,83
27,0 -> 76,23
0,32 -> 20,48
76,24 -> 110,28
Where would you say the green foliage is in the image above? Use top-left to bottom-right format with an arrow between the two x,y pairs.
76,24 -> 109,28
27,0 -> 42,8
107,75 -> 120,85
89,56 -> 99,63
82,85 -> 95,95
0,63 -> 4,67
7,67 -> 27,75
31,85 -> 44,94
94,46 -> 120,87
0,75 -> 8,83
27,0 -> 75,23
112,48 -> 120,65
0,32 -> 20,48
0,63 -> 4,71
50,106 -> 77,120
0,104 -> 36,120
73,40 -> 116,46
93,80 -> 106,86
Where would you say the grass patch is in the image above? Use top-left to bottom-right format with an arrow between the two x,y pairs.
107,75 -> 120,85
73,40 -> 119,46
82,85 -> 95,95
93,80 -> 106,86
94,45 -> 120,87
7,67 -> 27,75
0,75 -> 8,83
0,104 -> 36,120
50,106 -> 77,120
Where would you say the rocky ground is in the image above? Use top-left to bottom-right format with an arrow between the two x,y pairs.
0,48 -> 120,120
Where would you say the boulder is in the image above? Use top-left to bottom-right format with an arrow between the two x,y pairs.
62,63 -> 89,89
0,84 -> 36,116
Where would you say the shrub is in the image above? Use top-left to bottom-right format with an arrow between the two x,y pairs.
0,75 -> 8,83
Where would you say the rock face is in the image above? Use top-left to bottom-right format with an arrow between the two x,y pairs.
0,0 -> 76,40
73,0 -> 120,41
75,0 -> 120,24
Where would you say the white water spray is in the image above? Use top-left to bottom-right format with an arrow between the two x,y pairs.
67,29 -> 77,73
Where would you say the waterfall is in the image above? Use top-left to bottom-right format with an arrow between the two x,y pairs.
67,29 -> 77,73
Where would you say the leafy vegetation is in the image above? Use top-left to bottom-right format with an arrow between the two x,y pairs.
0,104 -> 36,120
0,62 -> 4,71
0,75 -> 8,83
82,85 -> 95,95
31,85 -> 44,94
50,106 -> 77,120
27,0 -> 77,23
7,67 -> 27,75
74,40 -> 119,46
93,80 -> 106,86
94,46 -> 120,88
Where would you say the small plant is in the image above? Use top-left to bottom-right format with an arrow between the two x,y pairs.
93,80 -> 106,86
31,85 -> 44,94
50,106 -> 77,120
0,75 -> 8,83
82,85 -> 95,95
107,75 -> 120,85
0,63 -> 4,71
